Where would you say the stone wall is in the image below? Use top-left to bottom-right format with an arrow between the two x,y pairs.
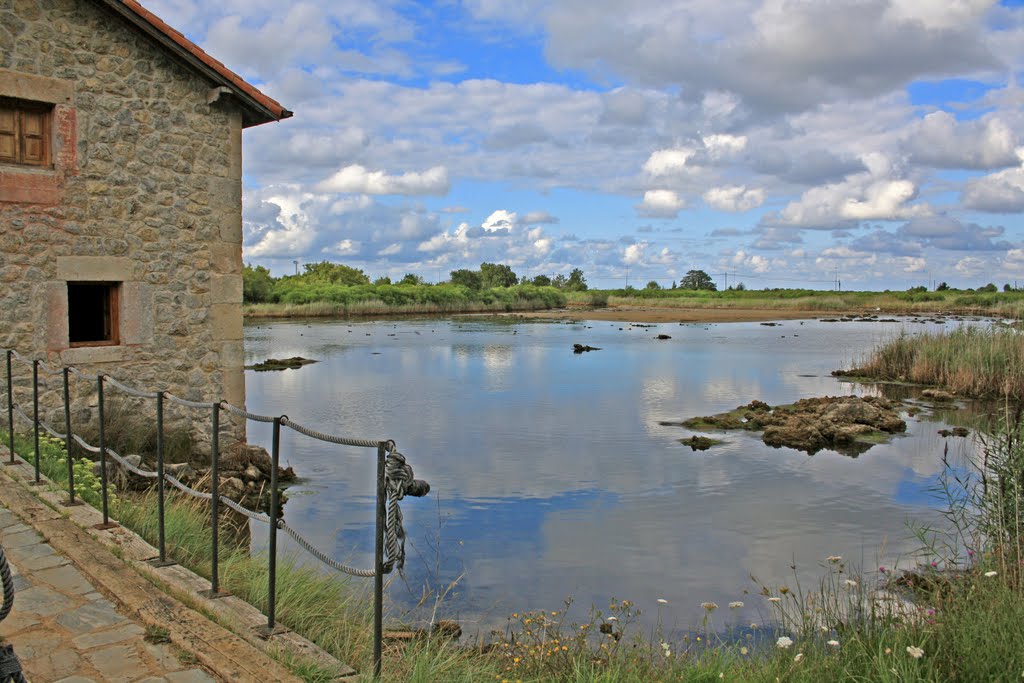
0,0 -> 248,443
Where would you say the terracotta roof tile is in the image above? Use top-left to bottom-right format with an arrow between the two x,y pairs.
104,0 -> 292,126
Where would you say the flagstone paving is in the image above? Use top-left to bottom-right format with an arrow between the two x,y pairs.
0,505 -> 218,683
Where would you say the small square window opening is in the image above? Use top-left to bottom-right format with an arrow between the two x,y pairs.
68,282 -> 120,347
0,98 -> 53,168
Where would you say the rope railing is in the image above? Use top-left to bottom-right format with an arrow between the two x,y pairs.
2,348 -> 429,679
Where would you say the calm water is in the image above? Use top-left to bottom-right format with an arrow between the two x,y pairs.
242,315 -> 979,633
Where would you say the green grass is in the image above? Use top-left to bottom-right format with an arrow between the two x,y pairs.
247,285 -> 1024,320
245,283 -> 566,318
601,288 -> 1024,318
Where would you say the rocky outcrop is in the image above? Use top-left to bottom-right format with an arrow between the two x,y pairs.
245,357 -> 319,372
681,396 -> 906,455
98,441 -> 295,514
573,344 -> 600,353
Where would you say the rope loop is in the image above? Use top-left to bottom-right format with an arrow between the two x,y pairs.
380,449 -> 429,575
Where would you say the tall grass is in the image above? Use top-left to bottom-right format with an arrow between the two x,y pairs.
246,282 -> 566,318
847,327 -> 1024,400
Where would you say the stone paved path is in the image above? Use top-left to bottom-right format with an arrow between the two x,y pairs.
0,504 -> 219,683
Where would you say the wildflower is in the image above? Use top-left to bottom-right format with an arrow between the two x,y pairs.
931,561 -> 938,568
768,597 -> 782,603
750,623 -> 758,629
606,616 -> 617,621
843,579 -> 858,589
729,601 -> 744,609
740,646 -> 749,656
779,586 -> 790,595
701,601 -> 719,612
879,566 -> 887,573
661,642 -> 671,658
657,598 -> 668,604
885,648 -> 892,655
985,571 -> 998,577
827,555 -> 842,563
794,653 -> 804,663
777,636 -> 793,649
967,549 -> 975,558
827,640 -> 840,647
906,646 -> 924,659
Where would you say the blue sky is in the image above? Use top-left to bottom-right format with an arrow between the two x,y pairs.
149,0 -> 1024,290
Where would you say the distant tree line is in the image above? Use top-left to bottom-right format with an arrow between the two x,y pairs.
242,260 -> 589,304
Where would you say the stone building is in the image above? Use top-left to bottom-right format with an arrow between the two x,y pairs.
0,0 -> 290,438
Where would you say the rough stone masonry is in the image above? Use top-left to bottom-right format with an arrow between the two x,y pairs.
0,0 -> 289,443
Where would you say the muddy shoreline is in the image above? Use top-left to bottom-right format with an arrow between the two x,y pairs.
513,305 -> 825,323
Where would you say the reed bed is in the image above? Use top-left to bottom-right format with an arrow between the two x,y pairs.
848,327 -> 1024,400
606,290 -> 1024,318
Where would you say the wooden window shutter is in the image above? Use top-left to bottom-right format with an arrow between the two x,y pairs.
0,106 -> 16,164
21,109 -> 48,166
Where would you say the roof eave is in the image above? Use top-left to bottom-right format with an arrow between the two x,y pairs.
94,0 -> 292,128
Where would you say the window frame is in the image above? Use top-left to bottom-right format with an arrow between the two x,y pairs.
0,97 -> 54,169
67,282 -> 121,349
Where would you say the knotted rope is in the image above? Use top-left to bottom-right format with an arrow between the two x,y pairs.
381,449 -> 429,575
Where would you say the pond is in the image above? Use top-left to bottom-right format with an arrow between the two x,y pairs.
242,315 -> 982,634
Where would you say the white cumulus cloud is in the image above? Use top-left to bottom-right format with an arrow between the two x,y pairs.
962,155 -> 1024,213
906,112 -> 1020,170
316,164 -> 450,195
772,154 -> 930,227
702,134 -> 748,160
643,148 -> 696,176
637,190 -> 686,218
704,186 -> 766,212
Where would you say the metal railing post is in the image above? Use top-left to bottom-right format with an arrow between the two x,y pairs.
6,350 -> 14,465
259,416 -> 283,636
148,391 -> 174,566
63,367 -> 77,505
200,402 -> 227,598
97,375 -> 113,528
373,442 -> 387,680
31,361 -> 39,483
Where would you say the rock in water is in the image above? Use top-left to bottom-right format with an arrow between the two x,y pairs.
573,344 -> 601,353
246,357 -> 319,372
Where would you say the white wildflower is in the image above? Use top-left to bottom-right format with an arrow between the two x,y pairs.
906,646 -> 924,659
776,636 -> 793,649
985,571 -> 998,577
729,601 -> 744,609
794,653 -> 804,663
827,640 -> 840,647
